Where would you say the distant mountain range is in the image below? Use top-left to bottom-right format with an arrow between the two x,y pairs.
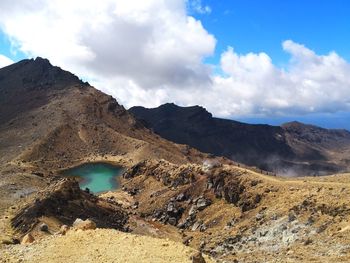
130,103 -> 350,175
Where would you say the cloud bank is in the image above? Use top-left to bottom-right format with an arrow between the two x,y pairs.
0,0 -> 349,118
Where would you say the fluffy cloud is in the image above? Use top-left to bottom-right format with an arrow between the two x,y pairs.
207,40 -> 350,117
0,54 -> 13,68
99,40 -> 350,118
0,0 -> 215,89
0,1 -> 349,119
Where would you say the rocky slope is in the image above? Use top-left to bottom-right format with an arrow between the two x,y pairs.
130,103 -> 350,175
119,159 -> 350,262
9,179 -> 128,235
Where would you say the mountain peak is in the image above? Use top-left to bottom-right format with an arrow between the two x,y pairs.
0,57 -> 88,124
0,57 -> 85,92
33,56 -> 51,67
130,103 -> 212,121
159,103 -> 212,117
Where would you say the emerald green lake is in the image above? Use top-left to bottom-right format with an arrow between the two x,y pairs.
63,163 -> 124,194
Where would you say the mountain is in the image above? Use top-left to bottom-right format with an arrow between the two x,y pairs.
129,103 -> 350,175
0,58 -> 210,212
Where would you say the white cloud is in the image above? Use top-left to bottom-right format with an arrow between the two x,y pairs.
0,1 -> 349,119
0,0 -> 215,89
101,40 -> 350,119
0,54 -> 13,68
198,40 -> 350,117
187,0 -> 212,14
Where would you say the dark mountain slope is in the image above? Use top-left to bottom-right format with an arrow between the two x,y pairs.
130,103 -> 350,175
0,57 -> 84,124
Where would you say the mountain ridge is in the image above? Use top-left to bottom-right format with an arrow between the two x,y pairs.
130,104 -> 350,175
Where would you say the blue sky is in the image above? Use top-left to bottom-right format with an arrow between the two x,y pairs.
0,33 -> 24,61
0,0 -> 350,130
191,0 -> 350,129
194,0 -> 350,65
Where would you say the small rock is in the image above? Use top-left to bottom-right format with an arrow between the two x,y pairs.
168,217 -> 177,226
288,212 -> 297,222
199,240 -> 206,249
191,252 -> 206,263
192,221 -> 201,231
306,216 -> 315,225
206,182 -> 213,189
271,214 -> 278,220
183,236 -> 193,246
1,238 -> 16,245
251,180 -> 259,187
304,238 -> 313,245
21,233 -> 34,244
196,198 -> 211,211
167,202 -> 177,213
199,224 -> 207,232
189,205 -> 197,216
259,230 -> 268,237
255,213 -> 264,221
59,225 -> 69,235
176,193 -> 186,202
39,223 -> 49,232
316,223 -> 328,233
73,218 -> 96,231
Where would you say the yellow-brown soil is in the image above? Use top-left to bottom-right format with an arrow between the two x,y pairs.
1,228 -> 215,263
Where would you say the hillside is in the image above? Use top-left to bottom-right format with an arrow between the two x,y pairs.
119,159 -> 350,262
0,58 -> 211,213
130,103 -> 350,175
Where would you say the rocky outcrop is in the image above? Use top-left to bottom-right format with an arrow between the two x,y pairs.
123,160 -> 199,187
123,159 -> 264,235
11,178 -> 129,234
207,169 -> 261,212
152,200 -> 185,226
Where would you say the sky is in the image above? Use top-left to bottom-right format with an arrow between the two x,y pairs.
0,0 -> 350,129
